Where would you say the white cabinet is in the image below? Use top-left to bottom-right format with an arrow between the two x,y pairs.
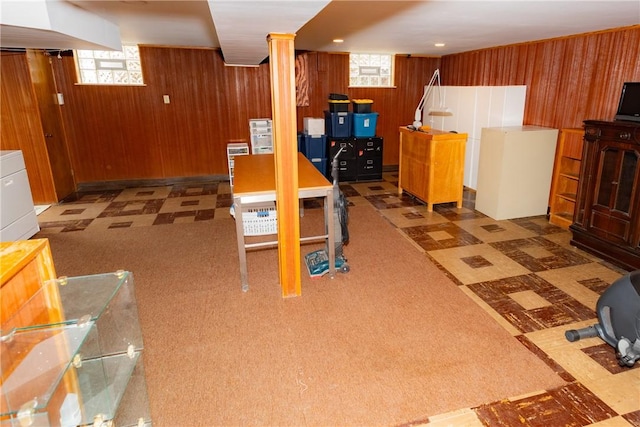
249,119 -> 273,154
475,126 -> 558,220
227,142 -> 249,188
425,86 -> 527,189
1,150 -> 39,241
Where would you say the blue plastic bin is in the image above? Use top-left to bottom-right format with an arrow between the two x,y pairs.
310,158 -> 327,176
325,111 -> 352,138
353,112 -> 378,137
302,135 -> 327,159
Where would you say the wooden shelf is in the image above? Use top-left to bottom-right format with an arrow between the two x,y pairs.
548,128 -> 584,228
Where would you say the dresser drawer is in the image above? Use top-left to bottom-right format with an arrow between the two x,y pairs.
1,169 -> 35,227
1,150 -> 26,177
585,123 -> 640,144
0,209 -> 39,241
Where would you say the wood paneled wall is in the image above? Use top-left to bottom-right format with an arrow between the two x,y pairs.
441,25 -> 640,129
50,47 -> 439,184
4,26 -> 638,190
0,52 -> 58,203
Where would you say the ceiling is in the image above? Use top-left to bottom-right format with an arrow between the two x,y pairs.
1,1 -> 638,66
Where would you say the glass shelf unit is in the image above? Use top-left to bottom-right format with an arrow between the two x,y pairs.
1,271 -> 150,427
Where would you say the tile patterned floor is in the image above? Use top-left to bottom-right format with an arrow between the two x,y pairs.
35,172 -> 640,427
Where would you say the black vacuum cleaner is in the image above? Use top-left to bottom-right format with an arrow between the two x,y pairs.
304,147 -> 350,277
565,269 -> 640,367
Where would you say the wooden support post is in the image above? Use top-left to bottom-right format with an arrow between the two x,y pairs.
267,33 -> 301,297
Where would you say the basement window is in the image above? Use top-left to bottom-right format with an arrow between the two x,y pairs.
74,45 -> 144,85
349,53 -> 394,87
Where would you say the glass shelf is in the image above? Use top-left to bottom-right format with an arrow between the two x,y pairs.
1,322 -> 95,422
1,271 -> 151,426
2,271 -> 143,357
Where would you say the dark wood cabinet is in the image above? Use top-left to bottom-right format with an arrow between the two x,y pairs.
570,120 -> 640,270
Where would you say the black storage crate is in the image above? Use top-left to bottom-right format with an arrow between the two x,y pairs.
352,99 -> 373,114
328,100 -> 350,112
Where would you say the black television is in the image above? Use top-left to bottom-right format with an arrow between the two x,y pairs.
614,82 -> 640,123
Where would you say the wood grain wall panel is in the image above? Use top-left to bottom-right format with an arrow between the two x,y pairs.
295,53 -> 440,165
26,50 -> 75,200
442,25 -> 640,129
0,53 -> 57,203
5,26 -> 635,189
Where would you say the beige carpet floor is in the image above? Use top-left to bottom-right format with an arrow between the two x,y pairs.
46,204 -> 566,426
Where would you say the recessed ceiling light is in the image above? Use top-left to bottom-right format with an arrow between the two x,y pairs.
435,43 -> 445,47
333,39 -> 344,43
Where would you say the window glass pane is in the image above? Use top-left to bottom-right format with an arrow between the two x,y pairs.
74,45 -> 144,85
349,53 -> 394,87
81,70 -> 97,83
78,58 -> 95,69
98,70 -> 113,84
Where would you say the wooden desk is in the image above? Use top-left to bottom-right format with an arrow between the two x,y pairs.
398,127 -> 467,211
232,153 -> 335,292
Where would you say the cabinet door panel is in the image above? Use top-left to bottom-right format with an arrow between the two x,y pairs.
595,148 -> 618,207
614,150 -> 638,213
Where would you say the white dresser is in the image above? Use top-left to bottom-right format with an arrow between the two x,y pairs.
1,150 -> 40,241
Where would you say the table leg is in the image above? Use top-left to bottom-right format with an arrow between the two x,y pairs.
233,196 -> 249,291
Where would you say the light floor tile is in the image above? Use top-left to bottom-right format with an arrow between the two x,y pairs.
427,407 -> 484,426
535,264 -> 622,311
113,186 -> 172,201
37,202 -> 111,221
454,216 -> 537,243
378,206 -> 449,228
427,243 -> 530,285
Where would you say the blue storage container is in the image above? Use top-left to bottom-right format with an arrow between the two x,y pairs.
310,158 -> 328,176
302,135 -> 327,159
325,111 -> 352,138
353,112 -> 378,137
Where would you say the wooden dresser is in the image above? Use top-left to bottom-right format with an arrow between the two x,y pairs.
1,239 -> 57,325
570,120 -> 640,270
398,126 -> 467,212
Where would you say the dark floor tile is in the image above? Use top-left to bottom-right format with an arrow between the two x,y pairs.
490,236 -> 591,272
467,274 -> 595,333
39,219 -> 94,232
402,222 -> 483,251
461,255 -> 493,268
216,193 -> 233,208
432,202 -> 486,220
338,184 -> 360,198
475,383 -> 617,427
623,410 -> 640,426
98,199 -> 165,217
61,208 -> 86,215
578,277 -> 612,294
365,193 -> 424,209
61,189 -> 122,204
168,183 -> 219,197
582,343 -> 639,374
509,216 -> 566,235
108,221 -> 133,229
